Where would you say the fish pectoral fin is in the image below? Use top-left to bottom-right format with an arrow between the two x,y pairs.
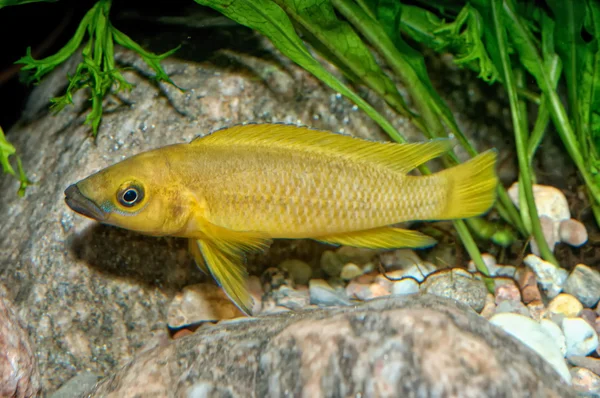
188,239 -> 210,275
197,239 -> 254,316
314,227 -> 437,249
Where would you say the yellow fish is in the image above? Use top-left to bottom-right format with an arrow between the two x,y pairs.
64,124 -> 498,314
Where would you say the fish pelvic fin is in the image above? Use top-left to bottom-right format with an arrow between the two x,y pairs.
190,218 -> 272,315
437,149 -> 499,219
188,238 -> 210,275
314,227 -> 437,249
193,123 -> 454,174
197,239 -> 254,315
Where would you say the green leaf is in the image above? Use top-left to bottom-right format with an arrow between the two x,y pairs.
0,0 -> 56,9
0,126 -> 32,196
193,0 -> 408,144
271,0 -> 412,119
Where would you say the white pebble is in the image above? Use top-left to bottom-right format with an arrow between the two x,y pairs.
489,312 -> 571,384
523,254 -> 568,299
562,317 -> 599,357
540,319 -> 566,356
391,278 -> 420,296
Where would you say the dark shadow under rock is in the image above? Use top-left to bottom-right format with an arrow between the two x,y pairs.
87,294 -> 576,398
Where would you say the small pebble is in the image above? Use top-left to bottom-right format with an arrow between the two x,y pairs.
320,250 -> 345,277
562,317 -> 599,357
379,249 -> 423,271
540,319 -> 566,356
340,263 -> 364,281
527,300 -> 547,322
570,367 -> 600,396
278,259 -> 312,285
391,278 -> 420,296
374,274 -> 393,291
523,254 -> 568,299
563,264 -> 600,308
309,279 -> 350,307
274,285 -> 310,310
261,267 -> 293,292
172,328 -> 194,340
421,269 -> 487,313
336,246 -> 377,265
518,269 -> 542,304
355,283 -> 390,301
559,218 -> 588,247
385,262 -> 437,283
508,183 -> 571,221
495,300 -> 530,317
479,293 -> 496,319
467,253 -> 498,274
579,309 -> 598,328
494,279 -> 521,304
167,284 -> 244,328
567,356 -> 600,377
548,293 -> 584,318
489,312 -> 571,383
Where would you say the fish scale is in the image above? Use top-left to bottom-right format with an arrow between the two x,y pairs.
198,149 -> 447,237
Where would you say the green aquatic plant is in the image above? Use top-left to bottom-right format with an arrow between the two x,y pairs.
2,0 -> 599,276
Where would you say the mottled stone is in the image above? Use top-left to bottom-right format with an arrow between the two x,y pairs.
548,293 -> 584,318
527,300 -> 547,322
0,296 -> 41,398
489,313 -> 571,384
87,295 -> 576,397
563,264 -> 600,308
567,356 -> 600,377
479,293 -> 497,319
309,279 -> 350,307
167,284 -> 245,328
524,254 -> 568,299
494,279 -> 521,304
570,367 -> 600,396
277,259 -> 312,285
421,269 -> 487,312
48,372 -> 100,398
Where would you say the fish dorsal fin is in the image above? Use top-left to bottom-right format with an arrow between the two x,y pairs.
191,123 -> 453,174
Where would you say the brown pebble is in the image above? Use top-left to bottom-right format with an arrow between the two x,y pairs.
346,281 -> 368,299
579,308 -> 598,328
518,269 -> 543,304
559,218 -> 588,247
172,329 -> 194,339
355,272 -> 377,284
355,283 -> 390,300
374,274 -> 393,291
495,281 -> 521,304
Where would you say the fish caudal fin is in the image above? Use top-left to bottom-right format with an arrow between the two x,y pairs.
438,149 -> 498,220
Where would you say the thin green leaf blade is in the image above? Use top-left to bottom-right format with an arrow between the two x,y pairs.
194,0 -> 408,143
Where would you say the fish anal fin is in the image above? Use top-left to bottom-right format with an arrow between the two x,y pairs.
198,239 -> 254,315
193,216 -> 273,256
314,227 -> 437,249
192,123 -> 454,174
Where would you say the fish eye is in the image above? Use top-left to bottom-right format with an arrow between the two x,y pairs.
118,185 -> 144,207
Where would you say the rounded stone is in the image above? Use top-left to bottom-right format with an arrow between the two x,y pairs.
340,263 -> 364,281
421,269 -> 487,313
548,293 -> 584,318
278,259 -> 312,285
562,317 -> 599,357
391,278 -> 420,296
559,219 -> 588,247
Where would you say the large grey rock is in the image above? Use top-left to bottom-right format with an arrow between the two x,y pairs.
86,295 -> 575,397
0,37 -> 410,392
0,295 -> 40,398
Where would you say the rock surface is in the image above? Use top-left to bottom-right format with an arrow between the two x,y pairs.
0,38 -> 405,391
86,295 -> 576,397
0,295 -> 41,398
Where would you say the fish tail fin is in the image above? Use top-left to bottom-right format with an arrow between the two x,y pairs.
437,149 -> 498,219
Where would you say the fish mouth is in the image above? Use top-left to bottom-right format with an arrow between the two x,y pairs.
64,184 -> 107,222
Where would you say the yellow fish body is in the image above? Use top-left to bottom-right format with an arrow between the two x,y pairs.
65,124 -> 498,314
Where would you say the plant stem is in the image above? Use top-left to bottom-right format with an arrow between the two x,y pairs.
492,0 -> 558,265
